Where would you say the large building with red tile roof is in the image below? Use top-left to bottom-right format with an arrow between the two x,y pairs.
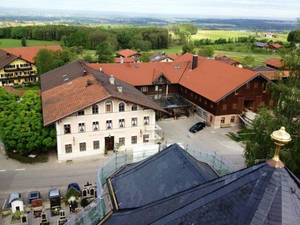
41,60 -> 165,160
0,45 -> 62,86
90,54 -> 271,128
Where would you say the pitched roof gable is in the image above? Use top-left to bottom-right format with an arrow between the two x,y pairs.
109,144 -> 218,210
1,45 -> 62,63
41,60 -> 165,125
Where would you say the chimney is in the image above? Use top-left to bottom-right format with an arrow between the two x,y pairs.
117,86 -> 123,93
192,55 -> 198,70
109,75 -> 115,85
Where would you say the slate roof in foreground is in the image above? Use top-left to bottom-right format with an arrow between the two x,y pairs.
105,162 -> 300,225
109,144 -> 218,210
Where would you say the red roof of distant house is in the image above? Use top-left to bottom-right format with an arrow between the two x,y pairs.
116,49 -> 139,58
90,56 -> 265,103
268,43 -> 283,49
114,57 -> 135,63
215,55 -> 241,66
167,53 -> 179,60
265,58 -> 284,69
1,45 -> 62,63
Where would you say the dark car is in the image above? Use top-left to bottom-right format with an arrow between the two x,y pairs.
48,188 -> 61,216
67,183 -> 81,193
28,191 -> 41,204
189,122 -> 206,133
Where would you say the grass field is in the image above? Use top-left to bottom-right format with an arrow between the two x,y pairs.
191,30 -> 288,43
0,39 -> 61,48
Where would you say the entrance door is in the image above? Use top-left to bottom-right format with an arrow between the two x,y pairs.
105,136 -> 114,154
244,100 -> 254,110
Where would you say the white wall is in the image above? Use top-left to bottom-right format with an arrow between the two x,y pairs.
56,98 -> 156,161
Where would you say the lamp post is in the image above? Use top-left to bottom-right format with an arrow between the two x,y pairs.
267,127 -> 292,168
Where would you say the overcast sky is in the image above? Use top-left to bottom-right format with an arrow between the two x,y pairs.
2,0 -> 299,20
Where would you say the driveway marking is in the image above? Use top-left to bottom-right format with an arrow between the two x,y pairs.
0,169 -> 6,172
2,199 -> 7,209
15,168 -> 26,171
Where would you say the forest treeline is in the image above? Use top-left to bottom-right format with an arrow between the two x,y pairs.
0,25 -> 169,50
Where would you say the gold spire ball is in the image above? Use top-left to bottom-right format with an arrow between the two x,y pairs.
267,127 -> 292,168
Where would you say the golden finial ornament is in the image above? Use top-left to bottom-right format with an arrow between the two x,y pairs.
267,127 -> 292,168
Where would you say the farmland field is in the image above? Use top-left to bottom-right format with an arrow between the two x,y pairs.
191,30 -> 288,43
0,39 -> 61,48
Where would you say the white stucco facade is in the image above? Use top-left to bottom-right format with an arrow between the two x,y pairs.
55,98 -> 157,161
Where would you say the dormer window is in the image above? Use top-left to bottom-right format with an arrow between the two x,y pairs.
119,102 -> 125,112
92,105 -> 99,114
105,101 -> 113,113
131,104 -> 138,111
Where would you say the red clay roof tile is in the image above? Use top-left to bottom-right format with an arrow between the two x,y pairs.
1,45 -> 62,63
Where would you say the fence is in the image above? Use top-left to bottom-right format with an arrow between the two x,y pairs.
65,146 -> 232,225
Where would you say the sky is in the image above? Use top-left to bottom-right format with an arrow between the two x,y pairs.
1,0 -> 299,20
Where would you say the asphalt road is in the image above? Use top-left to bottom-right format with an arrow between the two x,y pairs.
0,153 -> 109,209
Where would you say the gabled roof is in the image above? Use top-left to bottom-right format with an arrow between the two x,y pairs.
105,162 -> 300,225
151,163 -> 300,225
114,57 -> 135,63
0,49 -> 18,69
179,58 -> 260,102
1,45 -> 62,63
90,56 -> 267,103
108,144 -> 218,210
116,49 -> 139,58
265,58 -> 284,69
89,61 -> 190,86
215,55 -> 241,66
41,60 -> 165,126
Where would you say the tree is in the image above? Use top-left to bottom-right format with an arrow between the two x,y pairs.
287,30 -> 300,43
21,37 -> 27,47
198,47 -> 214,57
96,42 -> 114,63
182,42 -> 195,54
240,48 -> 300,176
0,89 -> 56,156
35,48 -> 76,74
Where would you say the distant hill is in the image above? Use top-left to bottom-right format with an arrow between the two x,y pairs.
0,7 -> 297,31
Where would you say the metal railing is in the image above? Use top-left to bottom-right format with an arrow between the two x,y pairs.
65,146 -> 232,225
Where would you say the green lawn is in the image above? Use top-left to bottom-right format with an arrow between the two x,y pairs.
191,30 -> 288,43
0,39 -> 61,48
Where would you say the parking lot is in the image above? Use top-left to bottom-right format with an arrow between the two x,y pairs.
158,115 -> 245,170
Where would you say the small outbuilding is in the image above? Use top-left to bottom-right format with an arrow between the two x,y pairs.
11,199 -> 24,213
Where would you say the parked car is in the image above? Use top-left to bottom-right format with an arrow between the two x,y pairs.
28,191 -> 41,204
67,183 -> 81,193
189,122 -> 206,133
48,188 -> 61,216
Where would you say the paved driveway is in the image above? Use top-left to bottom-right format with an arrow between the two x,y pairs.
158,116 -> 245,171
